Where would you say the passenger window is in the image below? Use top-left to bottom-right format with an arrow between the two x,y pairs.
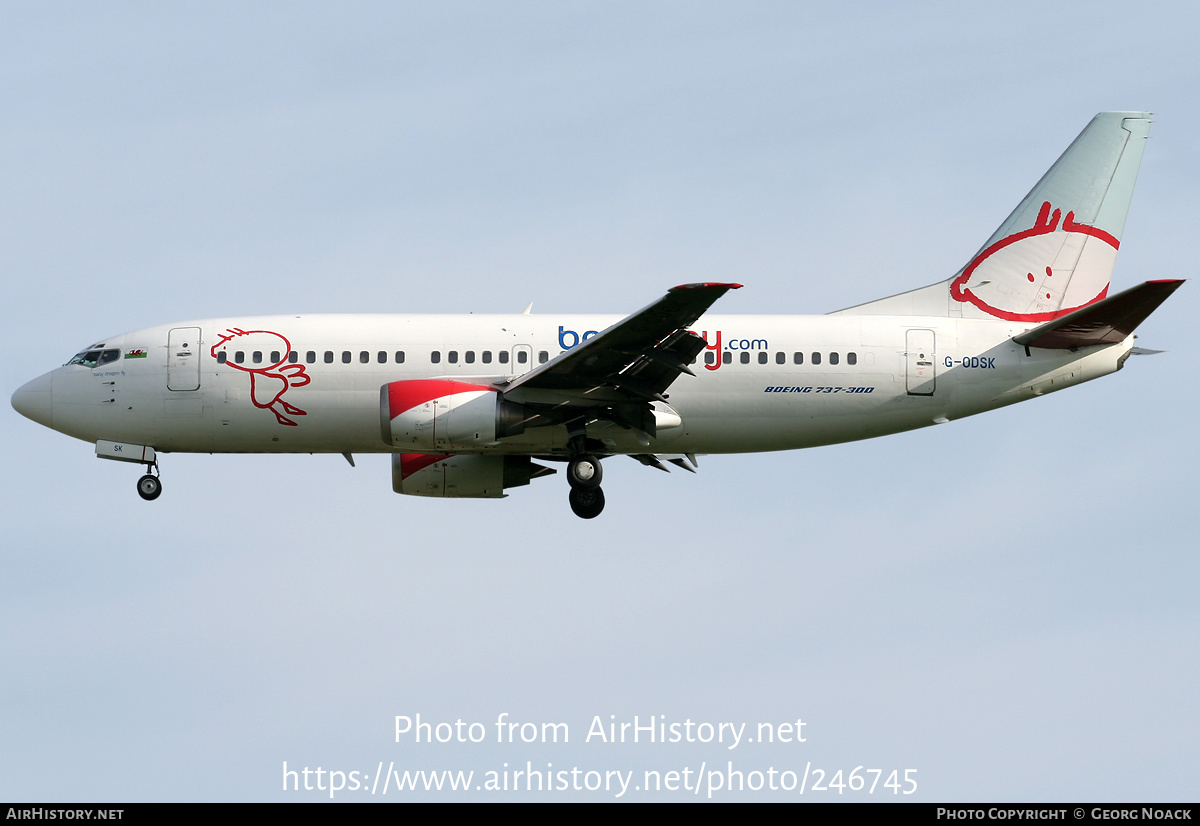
847,352 -> 857,365
705,352 -> 715,365
740,352 -> 750,364
758,352 -> 768,364
499,351 -> 510,364
289,351 -> 298,364
235,352 -> 245,364
538,351 -> 549,364
811,352 -> 821,365
431,351 -> 441,364
270,351 -> 280,364
377,351 -> 386,364
359,351 -> 369,364
794,352 -> 804,365
217,351 -> 228,364
482,351 -> 492,364
465,351 -> 475,364
830,352 -> 839,365
776,352 -> 785,364
517,351 -> 528,364
306,351 -> 316,364
722,352 -> 732,364
395,351 -> 405,364
448,351 -> 458,364
252,351 -> 263,364
324,351 -> 333,364
342,351 -> 351,364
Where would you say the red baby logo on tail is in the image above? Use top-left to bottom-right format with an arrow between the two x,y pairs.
950,201 -> 1119,322
211,329 -> 311,426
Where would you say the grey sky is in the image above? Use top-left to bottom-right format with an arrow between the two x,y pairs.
2,1 -> 1197,801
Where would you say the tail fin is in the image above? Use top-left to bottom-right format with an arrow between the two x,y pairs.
836,112 -> 1152,320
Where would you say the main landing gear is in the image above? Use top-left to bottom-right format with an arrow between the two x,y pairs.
137,462 -> 162,501
567,454 -> 604,519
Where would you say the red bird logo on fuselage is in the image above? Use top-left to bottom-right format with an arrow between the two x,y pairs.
210,328 -> 311,426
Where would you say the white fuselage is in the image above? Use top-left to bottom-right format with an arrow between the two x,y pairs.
25,312 -> 1131,458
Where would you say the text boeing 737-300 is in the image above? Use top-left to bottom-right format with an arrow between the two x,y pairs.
11,112 -> 1183,518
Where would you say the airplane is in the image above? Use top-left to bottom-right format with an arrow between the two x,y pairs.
10,112 -> 1183,519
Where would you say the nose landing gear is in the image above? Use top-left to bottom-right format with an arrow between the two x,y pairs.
137,461 -> 161,501
94,441 -> 163,501
566,453 -> 605,518
137,474 -> 162,500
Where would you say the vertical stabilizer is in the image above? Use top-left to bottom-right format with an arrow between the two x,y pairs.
835,112 -> 1151,320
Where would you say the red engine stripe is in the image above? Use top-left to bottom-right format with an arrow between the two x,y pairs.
400,453 -> 451,480
387,380 -> 495,419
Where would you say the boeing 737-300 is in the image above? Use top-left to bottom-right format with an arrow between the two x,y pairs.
10,112 -> 1183,517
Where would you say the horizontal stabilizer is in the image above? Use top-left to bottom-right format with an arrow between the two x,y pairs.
1013,279 -> 1183,349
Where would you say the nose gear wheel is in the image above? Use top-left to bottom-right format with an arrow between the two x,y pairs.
137,474 -> 162,501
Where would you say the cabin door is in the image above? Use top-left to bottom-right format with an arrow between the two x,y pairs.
905,329 -> 936,396
167,327 -> 202,391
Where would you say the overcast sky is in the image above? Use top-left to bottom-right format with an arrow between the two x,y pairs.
3,1 -> 1197,801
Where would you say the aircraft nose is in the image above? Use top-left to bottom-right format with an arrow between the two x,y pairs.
11,372 -> 53,428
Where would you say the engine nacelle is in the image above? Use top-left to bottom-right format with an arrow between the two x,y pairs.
380,379 -> 526,451
393,453 -> 555,498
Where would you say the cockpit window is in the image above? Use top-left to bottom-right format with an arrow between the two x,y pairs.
66,348 -> 120,368
67,350 -> 101,368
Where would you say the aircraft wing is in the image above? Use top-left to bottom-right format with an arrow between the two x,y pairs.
502,282 -> 741,404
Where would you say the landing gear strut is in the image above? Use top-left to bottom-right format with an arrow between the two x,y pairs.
566,453 -> 604,518
137,462 -> 161,501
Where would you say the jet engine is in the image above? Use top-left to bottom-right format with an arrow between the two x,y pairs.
393,453 -> 555,498
380,379 -> 527,451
